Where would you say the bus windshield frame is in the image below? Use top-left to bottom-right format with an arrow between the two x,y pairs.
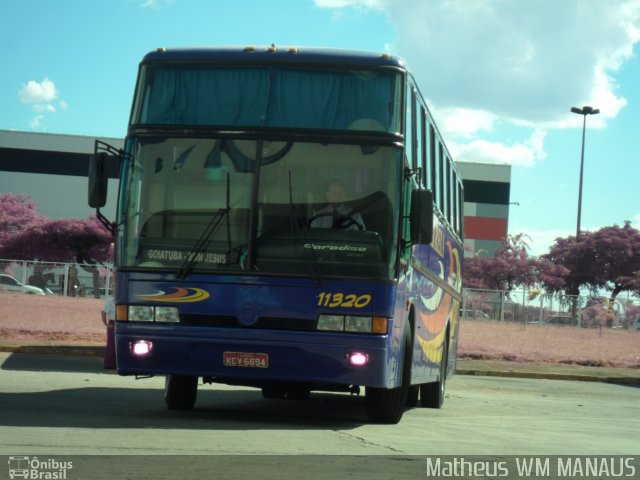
117,136 -> 402,281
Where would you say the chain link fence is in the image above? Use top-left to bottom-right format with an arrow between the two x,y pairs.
2,258 -> 639,330
461,287 -> 640,330
0,258 -> 113,298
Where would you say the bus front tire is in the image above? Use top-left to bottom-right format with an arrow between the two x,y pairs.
420,337 -> 448,409
287,387 -> 311,400
164,375 -> 198,410
365,325 -> 412,424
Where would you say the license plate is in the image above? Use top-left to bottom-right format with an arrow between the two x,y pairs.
223,351 -> 269,368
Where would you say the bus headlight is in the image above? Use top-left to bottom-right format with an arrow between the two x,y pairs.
317,315 -> 387,334
345,316 -> 371,332
155,306 -> 180,323
317,315 -> 344,331
128,306 -> 180,323
129,306 -> 154,322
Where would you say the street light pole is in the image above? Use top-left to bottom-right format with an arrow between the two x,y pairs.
570,105 -> 599,240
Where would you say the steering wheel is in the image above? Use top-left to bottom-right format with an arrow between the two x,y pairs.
308,212 -> 364,230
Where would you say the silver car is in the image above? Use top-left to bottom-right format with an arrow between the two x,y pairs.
0,274 -> 46,295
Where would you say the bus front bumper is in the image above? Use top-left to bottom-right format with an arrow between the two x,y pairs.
115,324 -> 397,389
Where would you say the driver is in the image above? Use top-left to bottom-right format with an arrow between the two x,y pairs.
310,180 -> 365,231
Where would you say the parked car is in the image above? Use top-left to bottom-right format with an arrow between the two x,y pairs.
460,309 -> 490,320
0,274 -> 46,295
543,315 -> 577,326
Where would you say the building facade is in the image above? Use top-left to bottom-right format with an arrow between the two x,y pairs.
457,162 -> 511,258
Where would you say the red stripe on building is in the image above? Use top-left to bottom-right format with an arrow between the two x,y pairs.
464,216 -> 507,241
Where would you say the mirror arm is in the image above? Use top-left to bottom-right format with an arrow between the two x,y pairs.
96,209 -> 115,234
404,167 -> 421,180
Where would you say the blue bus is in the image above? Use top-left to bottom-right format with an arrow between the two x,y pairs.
89,46 -> 464,424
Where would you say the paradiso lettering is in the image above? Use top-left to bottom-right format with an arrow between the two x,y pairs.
144,249 -> 228,264
304,243 -> 367,253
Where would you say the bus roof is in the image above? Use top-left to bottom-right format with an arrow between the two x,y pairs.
141,46 -> 407,70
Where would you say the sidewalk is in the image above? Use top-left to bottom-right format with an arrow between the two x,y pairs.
455,358 -> 640,386
1,338 -> 638,386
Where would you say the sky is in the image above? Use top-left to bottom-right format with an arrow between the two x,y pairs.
1,0 -> 639,256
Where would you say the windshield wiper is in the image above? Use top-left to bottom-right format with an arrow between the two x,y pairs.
176,173 -> 231,279
288,171 -> 323,286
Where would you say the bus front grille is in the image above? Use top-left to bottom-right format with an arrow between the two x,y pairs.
181,314 -> 317,331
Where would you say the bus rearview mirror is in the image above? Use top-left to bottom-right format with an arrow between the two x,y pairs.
88,152 -> 108,208
410,189 -> 434,245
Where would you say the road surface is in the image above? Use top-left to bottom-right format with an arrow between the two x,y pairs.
1,352 -> 638,479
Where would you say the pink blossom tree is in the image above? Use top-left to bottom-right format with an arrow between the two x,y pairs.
542,222 -> 640,305
0,216 -> 112,264
0,194 -> 45,248
0,216 -> 113,297
464,234 -> 568,291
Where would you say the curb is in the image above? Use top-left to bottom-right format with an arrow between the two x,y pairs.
0,344 -> 104,357
2,343 -> 639,386
455,368 -> 640,387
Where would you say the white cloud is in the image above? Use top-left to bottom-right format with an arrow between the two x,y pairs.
33,103 -> 56,113
451,129 -> 547,167
319,0 -> 640,125
30,115 -> 44,129
316,0 -> 640,167
315,0 -> 384,9
19,78 -> 58,104
18,78 -> 67,129
516,227 -> 572,256
432,106 -> 496,139
140,0 -> 173,8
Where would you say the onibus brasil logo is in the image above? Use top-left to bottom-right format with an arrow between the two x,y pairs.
8,456 -> 73,479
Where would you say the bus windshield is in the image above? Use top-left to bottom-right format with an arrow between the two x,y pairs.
118,137 -> 401,280
131,65 -> 402,133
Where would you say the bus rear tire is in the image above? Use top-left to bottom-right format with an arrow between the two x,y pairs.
261,386 -> 287,399
365,325 -> 411,424
164,375 -> 198,410
406,385 -> 419,407
287,387 -> 311,400
420,337 -> 448,409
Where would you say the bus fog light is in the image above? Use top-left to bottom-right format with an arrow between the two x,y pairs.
347,352 -> 368,366
131,340 -> 153,356
129,306 -> 154,322
318,315 -> 344,331
345,316 -> 371,332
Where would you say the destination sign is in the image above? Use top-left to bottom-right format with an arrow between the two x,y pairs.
140,248 -> 229,265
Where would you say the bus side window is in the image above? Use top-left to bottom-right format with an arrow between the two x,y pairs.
458,179 -> 464,237
430,125 -> 438,209
446,157 -> 452,227
405,83 -> 414,169
438,142 -> 445,217
411,89 -> 418,171
420,107 -> 429,189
